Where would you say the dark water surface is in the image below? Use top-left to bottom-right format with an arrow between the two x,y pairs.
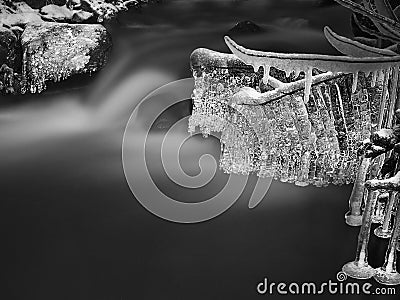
2,1 -> 398,299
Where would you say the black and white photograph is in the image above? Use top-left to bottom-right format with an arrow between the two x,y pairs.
2,0 -> 400,299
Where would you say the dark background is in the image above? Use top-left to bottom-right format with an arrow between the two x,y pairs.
2,0 -> 399,299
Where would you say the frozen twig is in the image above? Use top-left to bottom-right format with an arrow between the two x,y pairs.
334,0 -> 400,32
238,72 -> 345,106
366,171 -> 400,191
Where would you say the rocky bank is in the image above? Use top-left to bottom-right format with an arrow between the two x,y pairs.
0,0 -> 156,94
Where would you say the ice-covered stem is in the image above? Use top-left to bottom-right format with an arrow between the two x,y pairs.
334,0 -> 400,32
376,192 -> 398,237
361,128 -> 400,158
342,187 -> 378,279
360,110 -> 400,158
365,145 -> 390,158
190,48 -> 252,71
371,128 -> 399,148
356,190 -> 377,261
345,157 -> 371,226
381,154 -> 398,177
374,193 -> 400,285
373,0 -> 399,22
352,13 -> 400,44
324,26 -> 397,57
224,36 -> 400,81
349,132 -> 395,226
366,170 -> 400,191
361,0 -> 400,43
190,48 -> 284,89
237,72 -> 345,106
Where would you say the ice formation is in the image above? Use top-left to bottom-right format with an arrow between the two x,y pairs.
20,22 -> 111,94
188,35 -> 398,187
187,0 -> 400,286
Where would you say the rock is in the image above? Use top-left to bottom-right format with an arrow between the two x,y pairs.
81,0 -> 119,22
0,12 -> 43,27
40,4 -> 74,22
0,27 -> 17,68
71,10 -> 94,23
0,0 -> 39,27
13,1 -> 36,13
21,22 -> 112,93
24,0 -> 66,9
227,20 -> 264,35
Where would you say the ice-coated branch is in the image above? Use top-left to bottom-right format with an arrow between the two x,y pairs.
360,128 -> 400,158
373,0 -> 399,22
362,0 -> 400,42
365,171 -> 400,191
380,155 -> 398,177
352,12 -> 400,44
324,26 -> 397,57
364,145 -> 387,158
371,128 -> 399,149
236,72 -> 346,106
334,0 -> 400,32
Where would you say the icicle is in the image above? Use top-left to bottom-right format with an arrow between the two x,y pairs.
20,48 -> 28,94
262,64 -> 270,84
335,83 -> 349,146
294,68 -> 301,78
284,68 -> 291,78
378,69 -> 384,83
304,67 -> 313,104
252,62 -> 261,73
377,67 -> 391,129
352,71 -> 359,94
315,86 -> 326,108
316,85 -> 324,101
387,66 -> 400,125
371,70 -> 378,87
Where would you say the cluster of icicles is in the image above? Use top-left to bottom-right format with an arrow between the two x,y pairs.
19,23 -> 105,94
188,37 -> 400,187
